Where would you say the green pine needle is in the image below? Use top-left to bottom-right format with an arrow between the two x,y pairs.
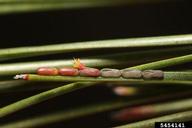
0,34 -> 191,61
0,53 -> 192,117
0,0 -> 168,14
116,110 -> 192,128
21,71 -> 192,83
1,95 -> 192,128
128,54 -> 192,70
0,82 -> 95,118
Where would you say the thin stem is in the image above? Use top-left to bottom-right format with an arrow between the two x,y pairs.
116,110 -> 192,128
0,82 -> 95,118
0,100 -> 131,128
101,46 -> 192,61
112,98 -> 192,121
0,0 -> 165,3
127,54 -> 192,70
164,72 -> 192,81
1,91 -> 192,128
0,34 -> 192,61
18,71 -> 192,83
0,58 -> 126,75
0,80 -> 27,93
0,80 -> 63,93
0,0 -> 170,14
0,46 -> 191,75
1,52 -> 192,118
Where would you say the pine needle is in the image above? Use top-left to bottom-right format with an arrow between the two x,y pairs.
0,82 -> 95,118
0,0 -> 169,14
0,34 -> 191,61
16,71 -> 192,83
116,110 -> 192,128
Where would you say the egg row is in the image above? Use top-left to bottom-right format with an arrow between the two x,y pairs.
37,67 -> 164,80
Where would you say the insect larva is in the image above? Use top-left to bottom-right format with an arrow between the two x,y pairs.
73,58 -> 86,70
142,70 -> 164,80
59,68 -> 79,76
101,68 -> 121,78
37,67 -> 58,76
121,69 -> 142,79
79,68 -> 100,77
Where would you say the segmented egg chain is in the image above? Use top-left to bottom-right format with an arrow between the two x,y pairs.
36,67 -> 164,80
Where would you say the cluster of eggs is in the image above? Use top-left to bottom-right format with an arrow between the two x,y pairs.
37,67 -> 164,80
36,58 -> 164,80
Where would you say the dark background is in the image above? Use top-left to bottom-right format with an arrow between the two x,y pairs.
0,1 -> 192,128
0,1 -> 191,48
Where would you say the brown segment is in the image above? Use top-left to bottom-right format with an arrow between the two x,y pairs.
101,68 -> 121,78
37,67 -> 58,76
79,67 -> 100,77
142,70 -> 164,80
121,69 -> 142,79
59,68 -> 79,76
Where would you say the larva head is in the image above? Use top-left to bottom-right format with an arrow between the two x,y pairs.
73,58 -> 86,70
